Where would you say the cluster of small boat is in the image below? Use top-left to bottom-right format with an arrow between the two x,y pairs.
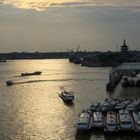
75,98 -> 140,133
122,77 -> 140,87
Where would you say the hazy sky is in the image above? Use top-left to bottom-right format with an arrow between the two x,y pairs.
0,0 -> 140,52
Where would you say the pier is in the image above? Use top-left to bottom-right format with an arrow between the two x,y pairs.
106,63 -> 140,91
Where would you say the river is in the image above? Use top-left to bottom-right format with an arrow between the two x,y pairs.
0,59 -> 139,140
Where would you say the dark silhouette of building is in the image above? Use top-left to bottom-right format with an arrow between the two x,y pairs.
120,40 -> 129,52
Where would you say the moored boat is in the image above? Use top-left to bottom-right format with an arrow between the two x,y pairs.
126,99 -> 140,112
132,111 -> 140,132
92,111 -> 104,128
100,101 -> 111,112
89,102 -> 100,112
104,111 -> 118,132
115,99 -> 131,111
75,110 -> 92,131
118,110 -> 134,131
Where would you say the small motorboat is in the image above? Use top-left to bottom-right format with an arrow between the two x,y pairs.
59,90 -> 74,102
6,80 -> 14,86
21,71 -> 42,76
75,110 -> 92,131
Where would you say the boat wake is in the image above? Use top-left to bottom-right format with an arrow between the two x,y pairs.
6,78 -> 106,86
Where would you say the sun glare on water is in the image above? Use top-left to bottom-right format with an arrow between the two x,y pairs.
1,0 -> 88,10
1,0 -> 140,11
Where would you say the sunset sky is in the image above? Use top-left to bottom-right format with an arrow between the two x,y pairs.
0,0 -> 140,52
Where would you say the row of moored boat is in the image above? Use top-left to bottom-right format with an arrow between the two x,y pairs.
75,98 -> 140,132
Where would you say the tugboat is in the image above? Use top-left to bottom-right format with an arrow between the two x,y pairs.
59,90 -> 74,102
75,110 -> 92,131
21,71 -> 42,76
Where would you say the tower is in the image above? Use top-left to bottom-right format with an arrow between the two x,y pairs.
120,40 -> 129,52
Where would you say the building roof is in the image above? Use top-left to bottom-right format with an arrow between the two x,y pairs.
117,63 -> 140,70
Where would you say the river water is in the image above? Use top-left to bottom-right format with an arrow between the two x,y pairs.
0,59 -> 140,140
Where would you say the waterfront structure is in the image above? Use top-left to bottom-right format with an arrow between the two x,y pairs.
70,40 -> 140,67
106,63 -> 140,91
120,40 -> 129,52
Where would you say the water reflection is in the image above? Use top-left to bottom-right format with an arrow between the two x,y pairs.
1,0 -> 85,10
75,130 -> 92,140
0,60 -> 140,140
1,0 -> 140,10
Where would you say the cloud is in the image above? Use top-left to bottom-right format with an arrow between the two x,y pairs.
1,0 -> 140,10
